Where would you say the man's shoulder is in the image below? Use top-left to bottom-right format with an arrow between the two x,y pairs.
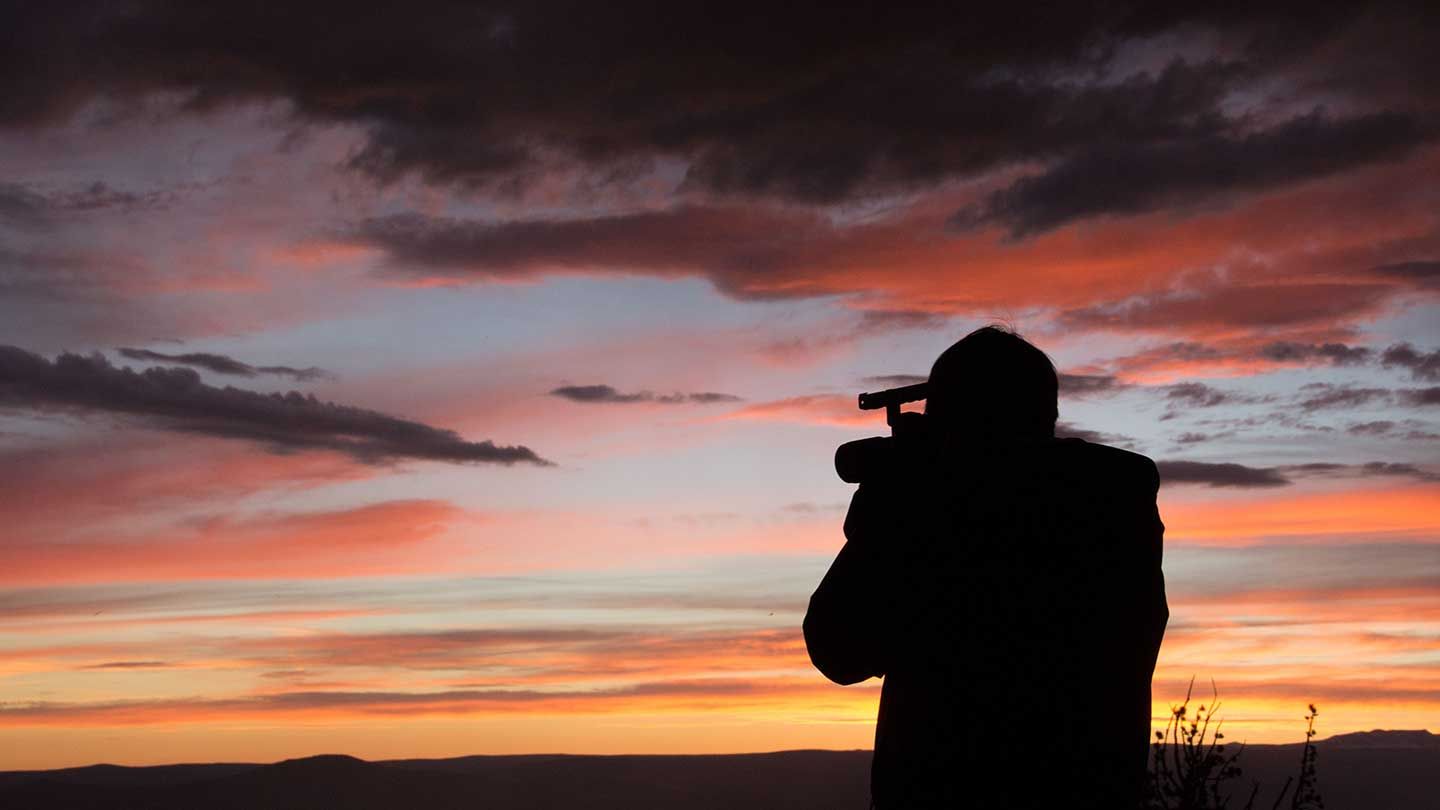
1053,438 -> 1159,490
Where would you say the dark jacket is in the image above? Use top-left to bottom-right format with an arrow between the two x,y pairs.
804,437 -> 1167,809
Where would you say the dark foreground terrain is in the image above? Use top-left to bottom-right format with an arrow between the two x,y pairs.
0,730 -> 1433,809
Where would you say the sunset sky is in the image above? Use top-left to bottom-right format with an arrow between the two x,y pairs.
1,2 -> 1437,770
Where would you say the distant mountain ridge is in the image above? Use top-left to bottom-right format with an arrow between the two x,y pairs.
1320,729 -> 1439,749
1,734 -> 1434,810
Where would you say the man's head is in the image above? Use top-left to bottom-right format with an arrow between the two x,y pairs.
925,325 -> 1058,438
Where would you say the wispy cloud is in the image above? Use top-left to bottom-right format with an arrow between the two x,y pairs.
549,384 -> 741,405
118,347 -> 333,381
0,346 -> 549,466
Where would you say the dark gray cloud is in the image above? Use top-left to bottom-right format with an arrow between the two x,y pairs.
1259,341 -> 1372,366
1296,384 -> 1440,411
1058,373 -> 1127,397
0,345 -> 549,465
1164,382 -> 1252,409
82,661 -> 170,670
550,384 -> 741,405
350,207 -> 855,300
1400,386 -> 1440,407
118,347 -> 333,381
1156,460 -> 1291,488
1381,343 -> 1440,381
1282,461 -> 1439,483
1296,383 -> 1392,411
1346,420 -> 1396,436
959,111 -> 1431,237
2,2 -> 1434,219
1054,421 -> 1133,446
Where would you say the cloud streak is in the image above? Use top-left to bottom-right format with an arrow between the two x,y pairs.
1158,460 -> 1291,488
549,384 -> 741,405
118,348 -> 333,382
1158,459 -> 1440,488
0,346 -> 549,466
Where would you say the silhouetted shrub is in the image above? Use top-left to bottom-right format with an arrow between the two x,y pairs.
1145,679 -> 1323,810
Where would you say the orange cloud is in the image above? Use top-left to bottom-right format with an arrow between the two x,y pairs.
0,434 -> 374,539
0,676 -> 877,727
0,500 -> 469,585
1161,485 -> 1440,543
346,147 -> 1440,336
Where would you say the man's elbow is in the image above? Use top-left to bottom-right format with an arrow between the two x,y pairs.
803,611 -> 875,686
810,652 -> 874,686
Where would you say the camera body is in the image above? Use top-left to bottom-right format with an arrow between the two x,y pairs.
835,382 -> 931,483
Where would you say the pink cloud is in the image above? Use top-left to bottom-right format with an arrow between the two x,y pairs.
0,500 -> 469,585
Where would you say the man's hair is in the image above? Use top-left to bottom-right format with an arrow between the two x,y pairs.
925,325 -> 1059,438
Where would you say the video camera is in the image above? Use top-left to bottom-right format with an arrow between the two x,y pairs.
835,381 -> 930,483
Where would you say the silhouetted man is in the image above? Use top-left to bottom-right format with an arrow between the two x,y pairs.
805,326 -> 1167,809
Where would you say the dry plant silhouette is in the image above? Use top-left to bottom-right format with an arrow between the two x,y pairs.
1146,679 -> 1324,810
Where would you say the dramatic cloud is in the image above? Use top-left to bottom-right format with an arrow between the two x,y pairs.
3,3 -> 1434,213
1381,343 -> 1440,381
1157,460 -> 1291,488
118,348 -> 332,381
0,346 -> 548,465
3,0 -> 1440,763
350,206 -> 862,299
549,384 -> 741,405
961,111 -> 1431,236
